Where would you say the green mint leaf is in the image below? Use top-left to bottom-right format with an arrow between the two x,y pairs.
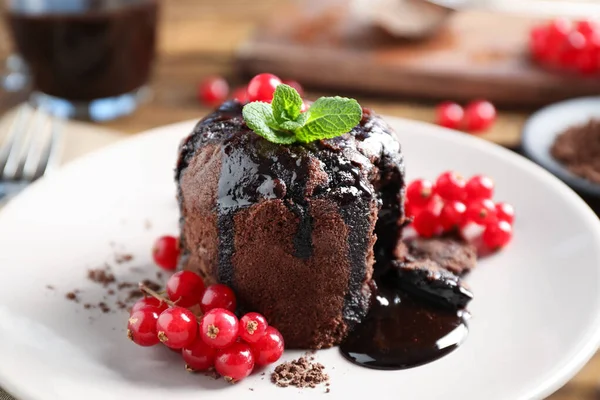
242,102 -> 297,144
294,97 -> 362,143
271,84 -> 303,125
278,112 -> 309,131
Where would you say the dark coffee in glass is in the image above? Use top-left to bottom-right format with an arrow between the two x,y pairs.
4,0 -> 159,120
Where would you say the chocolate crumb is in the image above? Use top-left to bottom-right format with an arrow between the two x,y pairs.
66,292 -> 78,302
116,301 -> 127,309
271,356 -> 329,389
144,219 -> 152,230
115,253 -> 134,264
326,388 -> 330,393
84,303 -> 92,309
156,271 -> 163,280
88,267 -> 116,287
108,289 -> 115,295
98,302 -> 111,313
249,388 -> 254,391
118,282 -> 135,290
551,119 -> 600,184
46,285 -> 54,290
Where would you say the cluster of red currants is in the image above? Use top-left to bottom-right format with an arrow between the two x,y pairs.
530,18 -> 600,75
435,100 -> 497,133
406,172 -> 515,250
197,73 -> 303,108
128,237 -> 284,383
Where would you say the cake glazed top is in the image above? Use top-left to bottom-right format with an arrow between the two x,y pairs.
176,100 -> 405,267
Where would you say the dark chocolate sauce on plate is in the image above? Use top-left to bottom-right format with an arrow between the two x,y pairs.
340,284 -> 469,370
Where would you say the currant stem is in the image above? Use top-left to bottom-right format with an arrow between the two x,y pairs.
139,283 -> 177,308
138,282 -> 203,321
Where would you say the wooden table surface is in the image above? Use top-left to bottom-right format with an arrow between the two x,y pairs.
3,1 -> 600,398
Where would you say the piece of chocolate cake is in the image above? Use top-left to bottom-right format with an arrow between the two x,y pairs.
396,236 -> 477,275
176,101 -> 405,349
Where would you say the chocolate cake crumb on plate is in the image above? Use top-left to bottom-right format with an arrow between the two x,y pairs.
271,356 -> 329,389
397,236 -> 477,275
390,259 -> 473,310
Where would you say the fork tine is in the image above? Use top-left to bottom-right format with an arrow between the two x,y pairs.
22,114 -> 52,181
2,107 -> 45,180
32,116 -> 62,180
0,106 -> 29,175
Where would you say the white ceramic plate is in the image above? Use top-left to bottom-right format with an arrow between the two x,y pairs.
1,118 -> 599,400
522,96 -> 600,197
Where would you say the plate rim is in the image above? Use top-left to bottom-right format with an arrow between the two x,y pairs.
1,116 -> 600,400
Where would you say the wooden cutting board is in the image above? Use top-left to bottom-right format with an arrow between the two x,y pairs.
236,3 -> 600,107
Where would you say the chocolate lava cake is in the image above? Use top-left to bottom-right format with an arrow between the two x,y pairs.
175,100 -> 405,349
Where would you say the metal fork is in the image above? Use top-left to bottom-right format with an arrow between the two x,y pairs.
0,105 -> 62,203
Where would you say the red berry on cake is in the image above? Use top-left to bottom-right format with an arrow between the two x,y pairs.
127,308 -> 160,347
130,297 -> 168,315
156,307 -> 198,349
439,201 -> 467,232
495,202 -> 515,224
465,175 -> 494,200
435,101 -> 464,129
200,284 -> 237,313
483,220 -> 513,249
406,179 -> 435,207
198,76 -> 229,107
252,326 -> 285,366
214,342 -> 255,383
465,198 -> 497,226
182,337 -> 217,372
152,235 -> 180,271
239,312 -> 268,344
464,100 -> 496,133
166,271 -> 205,308
435,171 -> 466,202
200,308 -> 239,349
246,73 -> 282,102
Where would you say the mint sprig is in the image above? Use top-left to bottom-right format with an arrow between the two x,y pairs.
242,84 -> 362,144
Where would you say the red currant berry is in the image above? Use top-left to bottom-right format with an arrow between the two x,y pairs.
574,46 -> 599,74
200,284 -> 237,313
439,201 -> 467,232
156,307 -> 198,349
547,18 -> 573,49
231,87 -> 249,104
130,297 -> 168,315
152,235 -> 179,271
182,337 -> 217,372
200,308 -> 239,349
465,175 -> 494,200
282,79 -> 304,97
406,179 -> 435,207
239,312 -> 268,344
246,73 -> 282,102
214,342 -> 255,382
576,19 -> 599,38
252,326 -> 284,366
464,100 -> 496,133
530,25 -> 551,61
435,171 -> 466,202
198,76 -> 229,107
558,31 -> 587,69
483,220 -> 513,249
127,308 -> 160,347
465,198 -> 497,226
413,208 -> 439,238
435,102 -> 464,129
166,271 -> 205,308
495,202 -> 515,224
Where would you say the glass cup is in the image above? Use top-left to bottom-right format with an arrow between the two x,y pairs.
3,0 -> 159,121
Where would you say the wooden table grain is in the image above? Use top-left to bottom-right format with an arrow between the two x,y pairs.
2,1 -> 599,398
